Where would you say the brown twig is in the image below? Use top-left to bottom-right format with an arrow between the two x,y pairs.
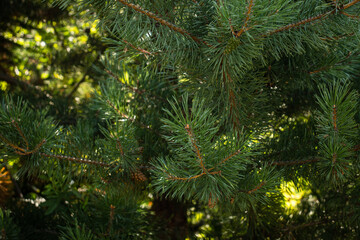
40,152 -> 111,167
223,69 -> 241,131
11,119 -> 28,150
247,181 -> 266,194
185,124 -> 206,172
236,0 -> 254,38
332,105 -> 337,131
309,66 -> 329,75
106,99 -> 134,121
320,32 -> 355,41
209,149 -> 241,171
341,11 -> 360,19
344,0 -> 360,9
167,170 -> 221,181
0,133 -> 46,156
26,139 -> 47,154
266,9 -> 336,36
208,192 -> 217,208
265,0 -> 360,36
121,38 -> 153,55
229,18 -> 236,36
116,0 -> 211,46
116,139 -> 124,155
107,205 -> 116,234
353,144 -> 360,151
104,69 -> 144,95
0,134 -> 26,152
332,153 -> 337,164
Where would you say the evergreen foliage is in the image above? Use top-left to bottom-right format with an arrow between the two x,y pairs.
1,0 -> 360,239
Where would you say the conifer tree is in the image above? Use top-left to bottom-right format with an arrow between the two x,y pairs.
1,0 -> 360,239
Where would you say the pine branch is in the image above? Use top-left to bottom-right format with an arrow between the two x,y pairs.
208,192 -> 217,208
320,32 -> 355,41
121,38 -> 154,55
266,9 -> 336,36
332,105 -> 337,131
332,153 -> 337,164
344,0 -> 360,9
235,0 -> 254,38
0,132 -> 46,156
116,0 -> 210,46
247,181 -> 266,194
222,68 -> 241,131
265,0 -> 360,36
0,134 -> 24,153
39,152 -> 111,167
105,69 -> 144,95
106,99 -> 134,121
341,11 -> 360,19
107,204 -> 116,235
209,149 -> 241,171
185,124 -> 207,172
116,139 -> 124,156
166,170 -> 221,181
11,119 -> 28,150
309,66 -> 330,75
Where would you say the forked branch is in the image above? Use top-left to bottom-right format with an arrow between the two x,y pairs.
235,0 -> 254,38
0,123 -> 46,156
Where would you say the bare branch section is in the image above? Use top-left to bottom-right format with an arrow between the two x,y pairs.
40,152 -> 110,167
236,0 -> 254,38
116,0 -> 210,46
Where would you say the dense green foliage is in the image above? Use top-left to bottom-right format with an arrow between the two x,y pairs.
1,0 -> 360,239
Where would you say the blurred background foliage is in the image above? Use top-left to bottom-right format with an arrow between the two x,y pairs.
0,0 -> 105,124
